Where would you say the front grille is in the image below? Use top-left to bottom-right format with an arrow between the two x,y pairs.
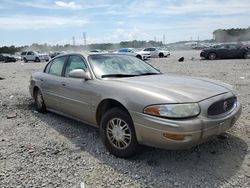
208,97 -> 236,116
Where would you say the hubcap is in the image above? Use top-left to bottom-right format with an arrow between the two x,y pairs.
106,118 -> 132,149
210,54 -> 215,59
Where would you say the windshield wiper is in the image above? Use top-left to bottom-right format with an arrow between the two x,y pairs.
101,74 -> 137,78
138,72 -> 162,76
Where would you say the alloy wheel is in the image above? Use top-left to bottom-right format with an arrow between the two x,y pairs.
106,118 -> 132,149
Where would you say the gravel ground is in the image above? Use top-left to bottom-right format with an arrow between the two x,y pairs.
0,50 -> 249,188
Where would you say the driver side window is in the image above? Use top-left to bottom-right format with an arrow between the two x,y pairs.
65,55 -> 87,77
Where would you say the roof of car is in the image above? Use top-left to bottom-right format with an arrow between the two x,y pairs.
51,52 -> 136,60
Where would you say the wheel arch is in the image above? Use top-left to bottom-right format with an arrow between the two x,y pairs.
32,85 -> 44,98
159,52 -> 164,57
136,54 -> 142,59
95,98 -> 131,126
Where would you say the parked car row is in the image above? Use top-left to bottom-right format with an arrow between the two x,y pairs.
116,48 -> 151,60
89,47 -> 171,60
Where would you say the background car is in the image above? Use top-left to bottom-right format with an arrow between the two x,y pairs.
49,51 -> 65,59
116,48 -> 151,60
200,44 -> 250,60
22,51 -> 50,62
89,49 -> 107,53
142,47 -> 170,58
0,54 -> 5,61
0,54 -> 16,63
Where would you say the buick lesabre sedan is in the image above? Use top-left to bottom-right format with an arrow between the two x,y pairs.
29,53 -> 241,158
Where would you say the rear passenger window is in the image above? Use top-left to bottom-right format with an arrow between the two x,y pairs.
65,55 -> 87,77
48,56 -> 67,76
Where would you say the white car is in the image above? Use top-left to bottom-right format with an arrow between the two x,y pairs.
142,47 -> 170,58
22,51 -> 50,62
117,48 -> 151,60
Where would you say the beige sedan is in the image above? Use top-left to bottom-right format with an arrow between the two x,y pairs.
29,53 -> 241,158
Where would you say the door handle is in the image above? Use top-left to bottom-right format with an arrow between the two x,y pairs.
40,79 -> 44,82
61,82 -> 66,86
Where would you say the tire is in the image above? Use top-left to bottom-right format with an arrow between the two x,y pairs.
35,57 -> 40,62
244,52 -> 250,59
208,52 -> 216,60
159,53 -> 164,58
136,55 -> 142,60
100,107 -> 139,158
24,58 -> 28,63
34,88 -> 47,113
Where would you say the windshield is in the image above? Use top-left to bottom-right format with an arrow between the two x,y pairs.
89,55 -> 160,78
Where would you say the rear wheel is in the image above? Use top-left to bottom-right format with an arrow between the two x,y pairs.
100,107 -> 139,158
34,88 -> 46,113
208,52 -> 216,60
35,57 -> 40,62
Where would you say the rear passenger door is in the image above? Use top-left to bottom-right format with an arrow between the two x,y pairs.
228,44 -> 241,58
42,56 -> 68,111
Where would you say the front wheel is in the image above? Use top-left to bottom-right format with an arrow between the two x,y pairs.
244,52 -> 250,59
100,108 -> 139,158
159,53 -> 164,58
208,52 -> 216,60
136,55 -> 142,60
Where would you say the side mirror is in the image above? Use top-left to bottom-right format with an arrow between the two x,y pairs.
68,69 -> 91,80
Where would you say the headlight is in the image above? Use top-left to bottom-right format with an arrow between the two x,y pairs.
143,103 -> 200,118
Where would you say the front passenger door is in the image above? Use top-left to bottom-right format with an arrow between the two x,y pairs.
59,55 -> 94,123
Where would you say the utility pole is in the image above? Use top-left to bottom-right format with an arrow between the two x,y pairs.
154,36 -> 156,42
163,34 -> 165,45
83,32 -> 87,45
72,36 -> 75,46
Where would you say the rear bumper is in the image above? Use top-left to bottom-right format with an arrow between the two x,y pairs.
130,102 -> 241,150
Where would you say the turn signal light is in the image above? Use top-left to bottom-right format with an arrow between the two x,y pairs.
144,106 -> 160,116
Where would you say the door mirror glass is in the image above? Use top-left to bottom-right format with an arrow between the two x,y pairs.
68,69 -> 91,80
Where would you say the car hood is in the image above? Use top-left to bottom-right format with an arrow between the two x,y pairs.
109,74 -> 230,103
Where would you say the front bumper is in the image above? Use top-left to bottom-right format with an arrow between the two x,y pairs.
130,101 -> 241,150
142,54 -> 151,60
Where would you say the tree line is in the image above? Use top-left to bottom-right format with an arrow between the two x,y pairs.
213,27 -> 250,42
0,40 -> 163,54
